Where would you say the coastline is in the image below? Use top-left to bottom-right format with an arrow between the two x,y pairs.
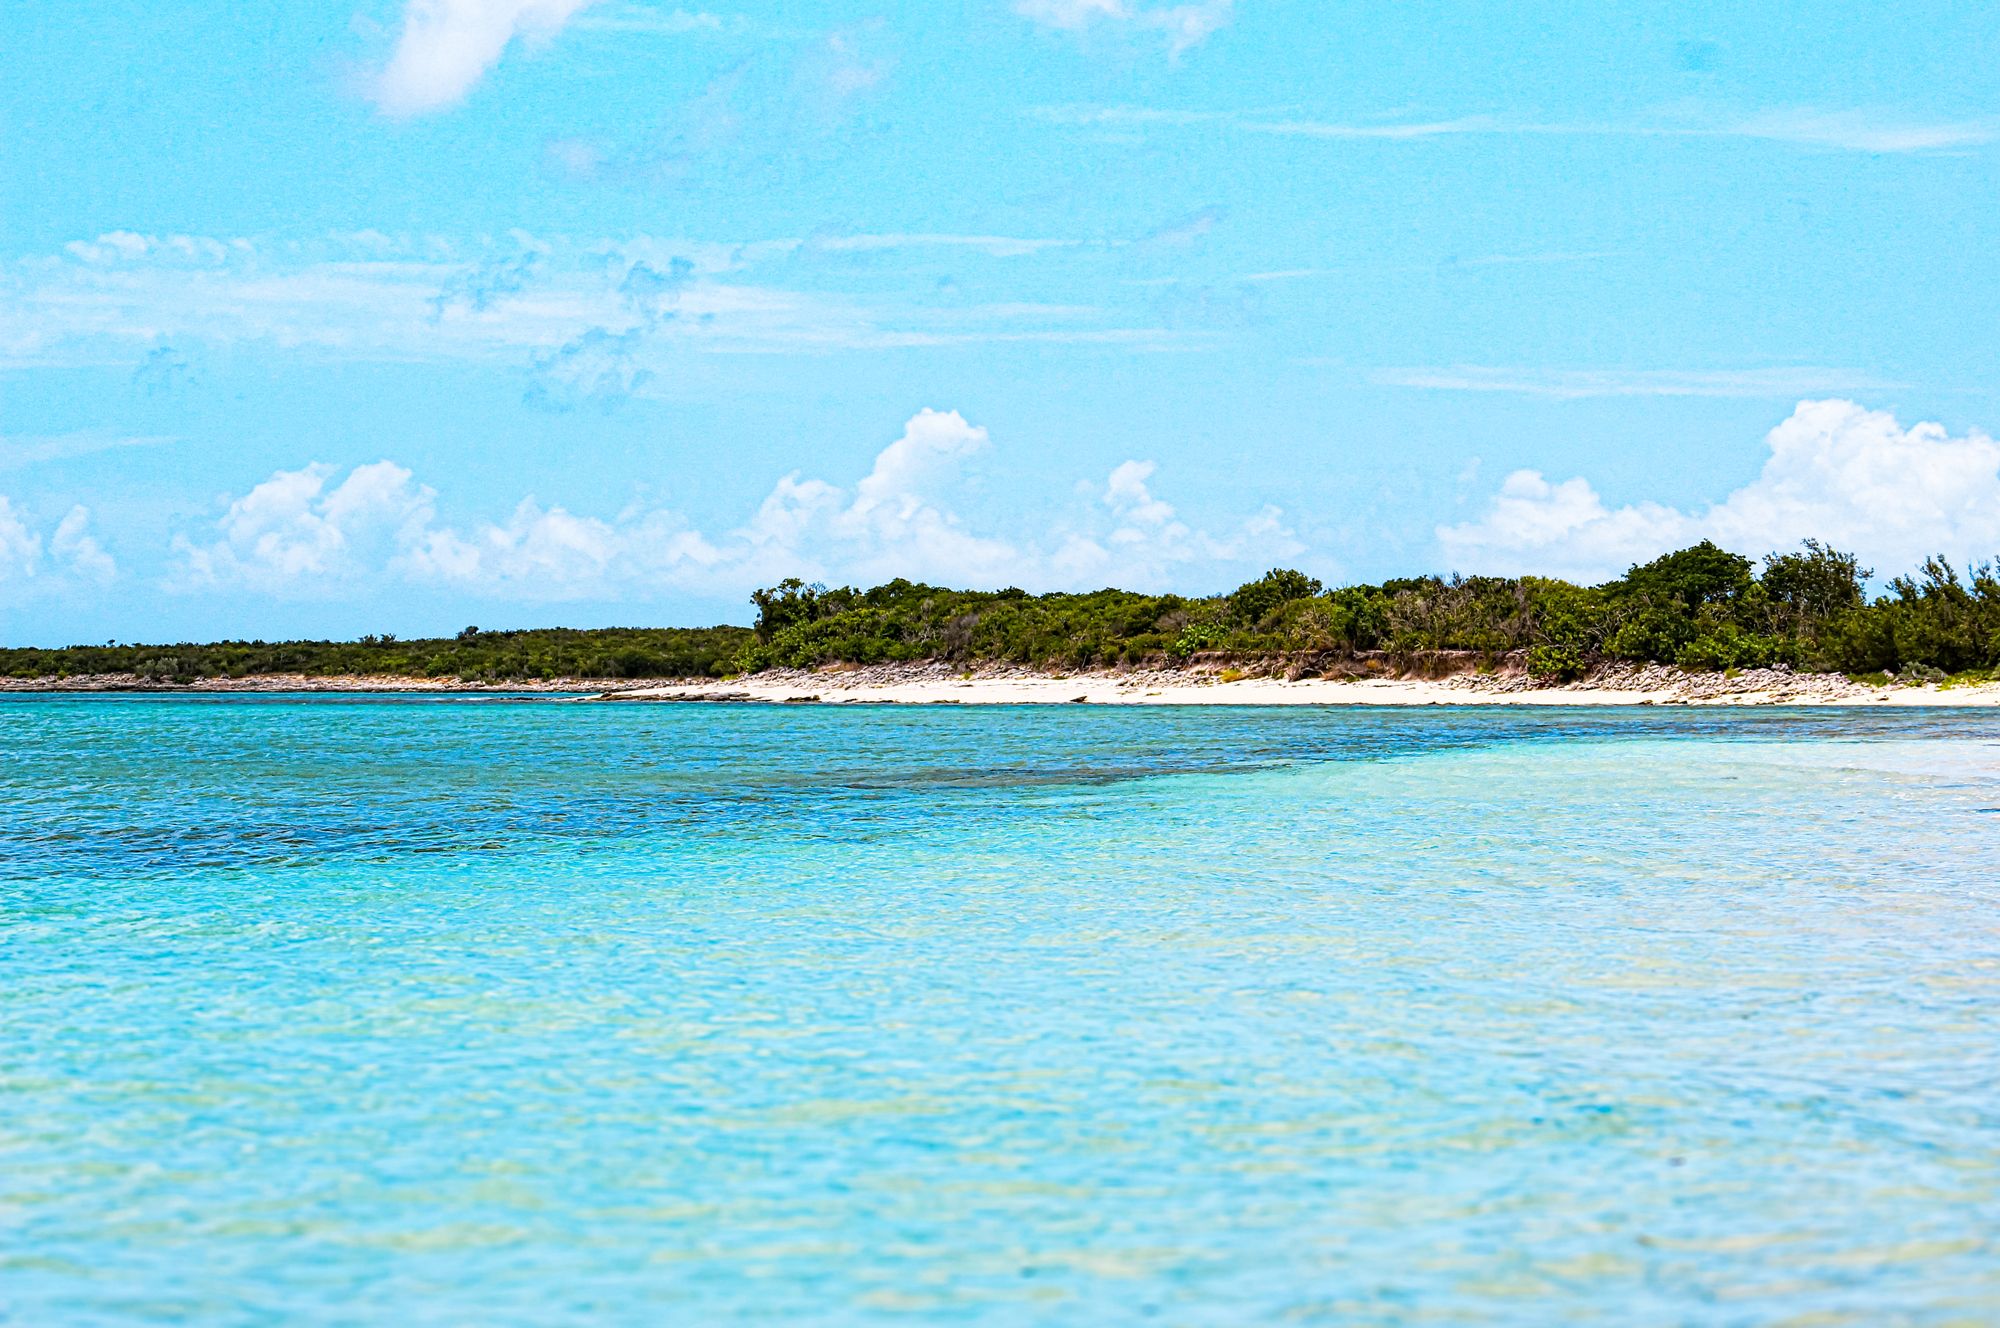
602,661 -> 2000,707
0,673 -> 626,695
11,662 -> 1995,706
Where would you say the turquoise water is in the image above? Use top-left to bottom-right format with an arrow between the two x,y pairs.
5,698 -> 2000,1325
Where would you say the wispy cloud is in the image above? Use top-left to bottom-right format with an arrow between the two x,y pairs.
1038,103 -> 1999,154
1371,365 -> 1905,400
1242,251 -> 1616,282
1442,251 -> 1620,269
1244,115 -> 1504,141
807,233 -> 1083,258
1,230 -> 1176,375
1016,0 -> 1236,56
569,4 -> 731,35
1725,109 -> 1999,153
1034,104 -> 1226,128
0,432 -> 179,472
1136,205 -> 1226,252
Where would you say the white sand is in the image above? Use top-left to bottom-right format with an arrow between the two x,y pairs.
605,663 -> 2000,708
13,664 -> 1996,706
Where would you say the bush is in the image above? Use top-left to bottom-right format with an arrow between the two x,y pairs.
1675,626 -> 1784,672
1526,643 -> 1586,682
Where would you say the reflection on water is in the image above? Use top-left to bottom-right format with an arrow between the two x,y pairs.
4,698 -> 1999,1324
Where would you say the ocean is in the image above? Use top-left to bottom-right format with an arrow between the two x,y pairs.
4,696 -> 1998,1324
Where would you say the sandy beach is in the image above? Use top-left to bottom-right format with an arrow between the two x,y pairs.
8,661 -> 1999,705
601,661 -> 2000,707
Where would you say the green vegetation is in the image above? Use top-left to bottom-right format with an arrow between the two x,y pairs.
0,625 -> 752,684
7,540 -> 1999,685
739,542 -> 2000,682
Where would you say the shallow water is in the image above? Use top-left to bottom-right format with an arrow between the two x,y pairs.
4,697 -> 1999,1325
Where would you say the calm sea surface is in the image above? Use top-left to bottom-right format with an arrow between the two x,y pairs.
4,697 -> 1999,1325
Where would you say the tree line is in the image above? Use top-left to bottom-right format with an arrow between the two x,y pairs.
5,541 -> 1997,684
741,541 -> 2000,682
0,625 -> 752,685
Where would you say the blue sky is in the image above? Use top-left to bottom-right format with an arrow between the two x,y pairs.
4,0 -> 2000,644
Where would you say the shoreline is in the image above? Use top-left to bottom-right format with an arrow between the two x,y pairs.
8,662 -> 1999,706
603,661 -> 2000,707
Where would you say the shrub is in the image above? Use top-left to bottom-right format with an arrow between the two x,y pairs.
1526,643 -> 1586,682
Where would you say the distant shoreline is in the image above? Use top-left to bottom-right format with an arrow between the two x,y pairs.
0,674 -> 622,695
7,662 -> 1999,706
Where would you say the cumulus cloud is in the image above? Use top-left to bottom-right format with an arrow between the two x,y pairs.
1016,0 -> 1236,54
1050,459 -> 1296,585
172,461 -> 437,593
0,498 -> 37,582
370,0 -> 599,116
1439,399 -> 2000,583
52,508 -> 117,584
0,499 -> 116,589
170,410 -> 1296,601
401,499 -> 659,589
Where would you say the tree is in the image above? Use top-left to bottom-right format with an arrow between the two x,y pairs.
1620,541 -> 1754,610
1229,568 -> 1323,628
750,578 -> 823,643
1763,540 -> 1868,622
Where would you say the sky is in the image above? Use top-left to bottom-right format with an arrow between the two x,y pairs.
3,0 -> 1999,645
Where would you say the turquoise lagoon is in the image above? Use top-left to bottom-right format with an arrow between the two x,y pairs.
3,697 -> 1999,1324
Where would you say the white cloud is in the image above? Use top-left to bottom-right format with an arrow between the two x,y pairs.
1017,0 -> 1127,31
1049,457 -> 1298,586
808,233 -> 1080,258
370,0 -> 598,115
1439,399 -> 2000,582
1244,115 -> 1502,141
1373,365 -> 1902,400
570,4 -> 727,35
1103,459 -> 1178,526
0,432 -> 177,471
0,498 -> 38,582
1,231 -> 1164,371
0,499 -> 116,589
1039,103 -> 1996,153
172,461 -> 437,593
400,499 -> 643,589
52,507 -> 116,584
171,410 -> 1296,601
1731,109 -> 1998,153
1437,471 -> 1691,584
814,27 -> 893,103
1017,0 -> 1236,55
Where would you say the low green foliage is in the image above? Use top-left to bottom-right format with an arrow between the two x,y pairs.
0,625 -> 751,684
1526,643 -> 1586,683
735,541 -> 2000,679
9,540 -> 2000,685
